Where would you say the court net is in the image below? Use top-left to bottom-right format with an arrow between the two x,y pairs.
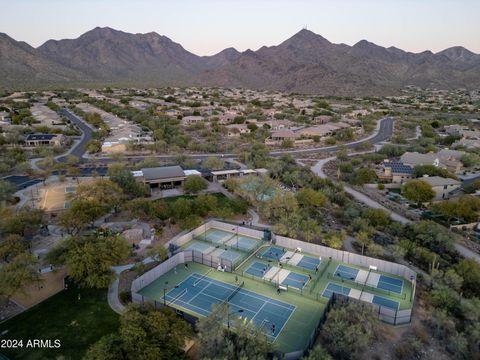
193,269 -> 213,287
223,281 -> 244,304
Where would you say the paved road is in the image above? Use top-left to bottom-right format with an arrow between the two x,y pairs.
312,156 -> 480,264
56,109 -> 94,163
90,117 -> 394,163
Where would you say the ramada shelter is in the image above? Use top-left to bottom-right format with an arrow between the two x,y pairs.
134,166 -> 187,189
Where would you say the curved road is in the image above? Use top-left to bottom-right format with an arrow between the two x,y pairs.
83,117 -> 394,163
312,155 -> 480,264
56,109 -> 94,163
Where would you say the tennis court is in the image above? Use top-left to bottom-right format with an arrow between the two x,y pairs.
244,262 -> 310,290
196,229 -> 259,252
245,262 -> 271,277
282,272 -> 309,290
334,265 -> 359,281
372,295 -> 400,310
322,282 -> 351,299
262,247 -> 285,260
297,256 -> 321,271
219,249 -> 242,263
200,229 -> 233,244
186,242 -> 214,254
377,275 -> 404,294
164,273 -> 296,340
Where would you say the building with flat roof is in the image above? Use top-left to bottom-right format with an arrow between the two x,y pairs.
135,166 -> 187,189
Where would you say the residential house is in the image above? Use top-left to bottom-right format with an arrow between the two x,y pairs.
182,116 -> 205,126
226,124 -> 251,137
400,150 -> 464,174
265,130 -> 299,145
379,161 -> 415,184
417,176 -> 461,200
25,134 -> 66,147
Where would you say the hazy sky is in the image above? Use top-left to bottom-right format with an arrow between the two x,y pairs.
2,0 -> 480,55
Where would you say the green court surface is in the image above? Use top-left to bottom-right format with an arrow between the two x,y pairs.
142,229 -> 414,353
138,262 -> 325,353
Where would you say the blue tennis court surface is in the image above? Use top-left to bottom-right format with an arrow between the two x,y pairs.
186,242 -> 212,253
245,262 -> 270,278
201,229 -> 232,244
235,235 -> 258,251
297,256 -> 320,271
282,272 -> 309,290
377,275 -> 403,294
262,247 -> 285,260
164,273 -> 295,340
334,265 -> 359,281
219,250 -> 242,263
372,295 -> 399,310
322,282 -> 351,299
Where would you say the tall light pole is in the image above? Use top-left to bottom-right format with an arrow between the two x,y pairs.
227,308 -> 244,329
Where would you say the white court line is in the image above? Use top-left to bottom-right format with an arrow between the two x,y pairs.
175,273 -> 296,341
196,274 -> 296,312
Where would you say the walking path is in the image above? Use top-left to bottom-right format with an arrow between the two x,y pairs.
311,156 -> 480,263
108,257 -> 156,314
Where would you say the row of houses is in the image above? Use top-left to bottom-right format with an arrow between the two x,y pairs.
77,103 -> 153,153
379,149 -> 466,184
445,125 -> 480,150
265,122 -> 356,145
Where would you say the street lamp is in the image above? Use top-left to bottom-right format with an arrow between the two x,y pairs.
227,308 -> 244,329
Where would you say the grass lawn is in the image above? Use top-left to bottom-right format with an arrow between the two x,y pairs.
162,192 -> 231,207
0,288 -> 119,360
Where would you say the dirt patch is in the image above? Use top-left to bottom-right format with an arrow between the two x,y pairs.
12,269 -> 67,309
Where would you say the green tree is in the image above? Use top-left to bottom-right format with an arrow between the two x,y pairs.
197,304 -> 271,360
0,207 -> 44,237
302,345 -> 333,360
0,179 -> 16,205
455,259 -> 480,298
202,156 -> 225,170
461,153 -> 480,168
296,188 -> 327,209
411,221 -> 455,254
350,168 -> 376,185
54,234 -> 130,288
85,305 -> 191,360
0,234 -> 27,263
71,179 -> 124,213
183,175 -> 208,194
108,163 -> 148,197
86,140 -> 102,153
402,180 -> 435,205
413,165 -> 457,179
323,230 -> 346,249
0,253 -> 41,301
321,302 -> 379,360
362,208 -> 390,228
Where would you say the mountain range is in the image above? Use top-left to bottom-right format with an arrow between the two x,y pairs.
1,27 -> 479,95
